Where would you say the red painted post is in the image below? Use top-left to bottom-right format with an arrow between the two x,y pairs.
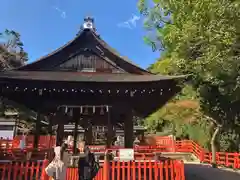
200,148 -> 204,162
111,160 -> 115,180
181,161 -> 185,180
13,163 -> 18,180
160,162 -> 163,180
103,151 -> 109,180
138,161 -> 141,180
149,161 -> 152,180
164,161 -> 169,180
172,136 -> 176,152
117,161 -> 121,180
25,162 -> 29,179
143,160 -> 146,180
225,153 -> 229,167
40,158 -> 49,180
170,160 -> 174,180
8,163 -> 13,180
1,163 -> 6,179
154,161 -> 158,179
132,161 -> 136,180
233,152 -> 239,169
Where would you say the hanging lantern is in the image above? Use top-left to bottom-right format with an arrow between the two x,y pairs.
93,106 -> 96,113
65,106 -> 68,114
38,89 -> 43,96
80,106 -> 83,114
100,106 -> 104,115
106,105 -> 109,112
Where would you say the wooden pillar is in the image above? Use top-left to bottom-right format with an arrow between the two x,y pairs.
13,118 -> 19,137
107,109 -> 113,148
56,111 -> 64,146
34,112 -> 41,149
85,119 -> 93,145
56,123 -> 64,146
47,115 -> 53,135
47,115 -> 54,149
73,109 -> 80,154
124,110 -> 133,148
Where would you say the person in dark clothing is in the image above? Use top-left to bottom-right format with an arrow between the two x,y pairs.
78,146 -> 99,180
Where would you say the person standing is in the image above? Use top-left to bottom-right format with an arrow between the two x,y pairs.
45,142 -> 70,180
19,134 -> 26,150
78,146 -> 99,180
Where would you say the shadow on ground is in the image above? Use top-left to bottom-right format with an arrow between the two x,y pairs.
185,163 -> 240,180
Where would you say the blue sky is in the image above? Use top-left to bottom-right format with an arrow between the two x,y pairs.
0,0 -> 160,69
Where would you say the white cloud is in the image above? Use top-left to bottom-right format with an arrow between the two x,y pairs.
53,6 -> 67,19
117,14 -> 140,29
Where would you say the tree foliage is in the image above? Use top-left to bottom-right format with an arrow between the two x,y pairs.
0,29 -> 28,70
0,29 -> 32,136
139,0 -> 240,156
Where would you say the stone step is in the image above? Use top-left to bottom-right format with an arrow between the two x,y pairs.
160,152 -> 198,162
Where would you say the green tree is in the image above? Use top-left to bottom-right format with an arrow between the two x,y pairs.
0,29 -> 28,70
139,0 -> 240,166
0,29 -> 32,135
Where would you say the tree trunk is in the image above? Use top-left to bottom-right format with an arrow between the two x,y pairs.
210,125 -> 220,168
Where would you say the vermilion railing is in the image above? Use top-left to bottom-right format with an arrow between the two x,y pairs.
0,159 -> 49,180
0,158 -> 185,180
1,135 -> 239,169
174,140 -> 240,169
0,135 -> 186,180
0,136 -> 56,149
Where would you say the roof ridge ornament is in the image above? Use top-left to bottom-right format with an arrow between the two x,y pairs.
77,16 -> 97,36
82,16 -> 95,31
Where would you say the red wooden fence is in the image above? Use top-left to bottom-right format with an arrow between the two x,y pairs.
0,159 -> 49,180
174,140 -> 240,169
0,136 -> 56,149
1,135 -> 174,150
0,159 -> 185,180
1,135 -> 239,168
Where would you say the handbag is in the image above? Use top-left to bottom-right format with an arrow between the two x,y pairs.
91,159 -> 100,178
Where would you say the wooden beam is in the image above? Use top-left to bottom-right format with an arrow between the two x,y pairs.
47,115 -> 53,135
124,110 -> 133,148
106,108 -> 113,148
73,109 -> 80,154
84,119 -> 93,145
55,110 -> 65,146
33,112 -> 41,149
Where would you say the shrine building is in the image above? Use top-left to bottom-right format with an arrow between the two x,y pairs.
0,17 -> 186,152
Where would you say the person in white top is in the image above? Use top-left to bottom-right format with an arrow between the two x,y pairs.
45,143 -> 69,180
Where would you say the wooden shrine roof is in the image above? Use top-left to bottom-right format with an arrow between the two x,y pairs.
16,29 -> 150,74
0,17 -> 187,84
0,71 -> 186,83
0,17 -> 187,117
